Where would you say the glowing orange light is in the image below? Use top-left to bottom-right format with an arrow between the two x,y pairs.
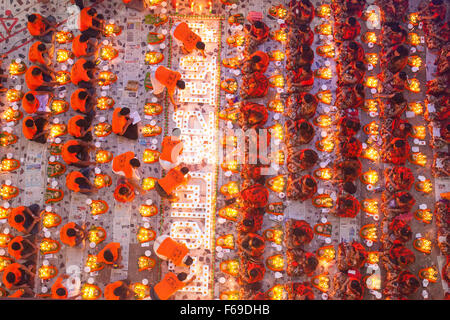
312,194 -> 333,208
270,29 -> 287,42
138,256 -> 156,272
268,50 -> 285,61
145,51 -> 164,65
216,234 -> 235,249
8,60 -> 27,76
268,74 -> 285,87
137,227 -> 156,243
413,238 -> 432,254
311,274 -> 330,293
2,107 -> 23,122
408,33 -> 420,46
313,115 -> 332,128
409,152 -> 427,167
141,124 -> 162,137
266,175 -> 286,193
38,265 -> 58,280
94,174 -> 111,189
315,24 -> 332,36
316,137 -> 335,152
360,224 -> 378,242
414,209 -> 433,224
263,228 -> 283,245
315,67 -> 332,80
99,45 -> 118,61
40,211 -> 61,228
96,96 -> 115,110
406,78 -> 421,93
0,184 -> 19,200
98,71 -> 117,86
316,90 -> 332,104
56,49 -> 72,63
362,199 -> 378,216
266,254 -> 285,272
95,150 -> 113,164
218,205 -> 239,221
220,181 -> 240,198
365,53 -> 379,66
81,283 -> 101,300
220,259 -> 239,276
103,24 -> 122,37
144,103 -> 163,116
93,123 -> 112,138
39,238 -> 60,255
139,204 -> 158,218
361,169 -> 379,185
141,177 -> 157,191
6,89 -> 23,102
316,45 -> 335,58
408,102 -> 424,115
87,226 -> 106,244
55,71 -> 71,85
0,159 -> 20,172
418,266 -> 438,282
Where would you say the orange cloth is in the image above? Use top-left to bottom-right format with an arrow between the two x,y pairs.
70,88 -> 88,113
2,263 -> 23,289
113,180 -> 135,203
156,237 -> 189,266
51,277 -> 68,299
72,35 -> 88,57
60,222 -> 78,247
68,115 -> 84,138
79,8 -> 94,32
25,66 -> 44,90
153,272 -> 185,300
22,117 -> 37,140
27,14 -> 46,36
22,92 -> 39,114
28,41 -> 46,65
7,236 -> 25,260
157,167 -> 187,195
61,140 -> 81,165
160,137 -> 182,163
104,281 -> 124,300
173,22 -> 202,52
112,152 -> 135,179
155,66 -> 181,93
8,289 -> 24,298
97,242 -> 120,265
250,51 -> 269,73
8,206 -> 27,233
71,58 -> 90,85
112,108 -> 128,135
65,171 -> 84,193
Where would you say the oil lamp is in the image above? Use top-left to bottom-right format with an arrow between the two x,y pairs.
312,194 -> 333,208
314,223 -> 332,237
360,224 -> 377,242
315,67 -> 332,80
266,175 -> 286,193
95,150 -> 113,163
408,102 -> 424,115
406,78 -> 420,93
367,251 -> 379,265
221,135 -> 237,148
361,169 -> 379,185
141,177 -> 157,191
99,45 -> 118,61
38,265 -> 58,280
226,34 -> 245,47
267,284 -> 288,300
131,283 -> 149,300
220,291 -> 240,300
269,123 -> 284,140
363,121 -> 379,136
138,256 -> 156,272
409,152 -> 427,167
415,179 -> 432,194
0,132 -> 18,147
44,188 -> 63,204
316,45 -> 335,58
216,234 -> 234,250
268,50 -> 285,61
363,99 -> 379,113
103,23 -> 122,37
361,146 -> 379,162
311,274 -> 330,293
56,49 -> 73,63
40,210 -> 62,228
0,233 -> 12,247
267,100 -> 284,113
269,4 -> 287,19
274,150 -> 285,165
365,273 -> 381,290
90,200 -> 108,215
362,32 -> 377,44
55,30 -> 73,44
137,227 -> 155,243
413,237 -> 432,254
418,266 -> 438,282
39,238 -> 60,255
411,126 -> 426,140
50,100 -> 69,115
270,29 -> 287,43
144,52 -> 164,65
313,115 -> 332,128
218,205 -> 239,221
8,60 -> 27,76
222,56 -> 241,69
49,143 -> 63,155
220,79 -> 238,94
408,55 -> 422,69
94,123 -> 112,137
220,260 -> 239,276
408,33 -> 420,46
143,149 -> 160,164
6,89 -> 23,102
365,76 -> 379,89
0,158 -> 20,172
0,184 -> 19,200
414,209 -> 433,224
221,159 -> 240,173
316,137 -> 335,153
142,124 -> 162,137
0,256 -> 12,272
0,206 -> 11,219
362,199 -> 378,216
316,246 -> 335,262
316,4 -> 331,18
266,202 -> 286,216
88,226 -> 106,244
86,255 -> 104,272
364,53 -> 379,66
2,107 -> 23,122
316,90 -> 332,104
263,228 -> 283,245
315,24 -> 332,36
55,71 -> 71,85
219,106 -> 240,122
139,204 -> 158,218
269,74 -> 285,88
409,12 -> 419,25
147,32 -> 165,44
94,174 -> 112,189
96,96 -> 115,110
220,181 -> 240,198
144,103 -> 163,116
98,71 -> 117,86
266,254 -> 285,272
81,283 -> 101,300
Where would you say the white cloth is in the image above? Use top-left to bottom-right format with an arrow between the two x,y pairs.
159,158 -> 177,171
149,65 -> 165,95
36,94 -> 50,112
153,235 -> 170,260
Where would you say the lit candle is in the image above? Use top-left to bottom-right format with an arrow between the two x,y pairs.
408,33 -> 420,46
359,224 -> 378,242
6,89 -> 23,102
364,53 -> 379,66
137,227 -> 156,243
361,146 -> 379,162
41,211 -> 62,228
99,45 -> 119,61
313,115 -> 332,128
96,96 -> 115,110
409,152 -> 427,167
218,205 -> 239,221
38,265 -> 58,280
314,67 -> 332,80
81,283 -> 101,300
0,206 -> 11,219
312,194 -> 333,208
141,177 -> 157,191
269,74 -> 285,87
414,209 -> 433,224
143,149 -> 160,164
266,254 -> 285,272
0,184 -> 19,200
361,169 -> 379,185
362,199 -> 378,216
408,55 -> 422,68
365,76 -> 379,88
50,100 -> 69,115
269,123 -> 284,140
0,132 -> 18,147
408,102 -> 424,115
413,238 -> 432,254
0,159 -> 20,172
415,179 -> 432,194
226,34 -> 245,47
94,174 -> 112,189
95,150 -> 113,163
315,24 -> 332,36
220,79 -> 238,94
138,256 -> 156,272
56,49 -> 72,63
144,52 -> 164,65
266,175 -> 286,193
317,246 -> 335,262
55,71 -> 71,85
263,228 -> 283,245
363,32 -> 377,44
97,71 -> 117,86
220,181 -> 240,198
316,137 -> 335,153
90,200 -> 109,215
270,29 -> 287,43
55,30 -> 73,44
316,90 -> 332,104
131,283 -> 149,300
39,238 -> 60,255
103,23 -> 122,37
216,234 -> 235,249
311,274 -> 330,293
316,4 -> 331,18
406,78 -> 421,93
139,204 -> 158,217
94,123 -> 112,137
268,50 -> 285,61
418,266 -> 438,282
88,226 -> 107,244
8,60 -> 27,76
85,255 -> 104,272
141,125 -> 162,137
2,107 -> 23,122
219,260 -> 239,276
144,103 -> 163,116
316,45 -> 335,58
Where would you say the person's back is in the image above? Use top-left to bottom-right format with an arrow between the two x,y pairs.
154,236 -> 190,266
153,272 -> 186,300
27,14 -> 46,36
157,167 -> 188,196
173,22 -> 202,53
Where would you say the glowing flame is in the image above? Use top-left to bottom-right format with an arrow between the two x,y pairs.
138,256 -> 155,272
361,169 -> 379,185
8,60 -> 27,76
314,168 -> 333,180
365,76 -> 379,88
413,238 -> 432,254
55,31 -> 73,44
360,224 -> 377,242
269,50 -> 285,61
406,78 -> 420,93
408,33 -> 420,46
96,97 -> 115,110
315,24 -> 332,36
362,199 -> 378,215
216,234 -> 235,249
218,205 -> 239,221
414,209 -> 433,224
145,51 -> 164,65
100,46 -> 118,61
270,123 -> 284,140
316,4 -> 331,18
90,200 -> 108,215
271,29 -> 287,42
316,137 -> 335,153
141,125 -> 162,137
81,283 -> 101,300
103,24 -> 121,37
220,181 -> 240,197
365,53 -> 379,66
415,179 -> 432,194
363,32 -> 377,44
266,175 -> 286,193
269,74 -> 285,88
41,211 -> 61,228
263,228 -> 283,245
95,150 -> 113,163
316,45 -> 335,58
38,265 -> 57,280
143,149 -> 160,163
55,71 -> 71,85
142,177 -> 157,191
408,55 -> 422,68
139,204 -> 158,218
137,227 -> 156,243
56,49 -> 72,63
6,89 -> 23,102
220,260 -> 239,276
313,115 -> 332,128
409,152 -> 427,167
408,102 -> 424,115
266,254 -> 285,271
87,226 -> 106,244
315,67 -> 332,80
316,90 -> 332,104
268,100 -> 284,113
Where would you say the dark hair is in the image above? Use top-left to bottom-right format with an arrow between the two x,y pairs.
31,67 -> 42,76
37,43 -> 46,52
349,41 -> 358,50
25,119 -> 34,127
66,228 -> 77,237
83,61 -> 95,69
394,139 -> 405,148
344,199 -> 354,207
56,288 -> 67,297
392,92 -> 405,103
431,0 -> 443,5
298,24 -> 308,32
408,276 -> 419,288
396,45 -> 408,57
130,158 -> 140,168
350,280 -> 362,294
180,167 -> 189,175
119,107 -> 130,116
305,177 -> 315,188
79,34 -> 89,42
251,55 -> 262,63
14,214 -> 24,223
87,8 -> 97,16
400,227 -> 411,237
184,256 -> 193,266
176,80 -> 185,89
113,286 -> 127,298
398,72 -> 407,80
75,119 -> 86,128
348,17 -> 356,26
78,91 -> 88,100
74,177 -> 86,185
177,272 -> 188,281
304,93 -> 314,103
254,21 -> 264,29
103,249 -> 114,262
399,193 -> 412,203
243,219 -> 254,227
6,272 -> 16,283
343,166 -> 355,176
390,23 -> 401,33
11,242 -> 21,251
119,187 -> 129,195
249,268 -> 259,278
304,149 -> 318,163
293,228 -> 306,237
25,93 -> 35,102
306,256 -> 318,270
343,182 -> 357,194
355,61 -> 365,70
355,83 -> 364,93
67,145 -> 81,153
252,237 -> 263,248
28,14 -> 37,23
196,41 -> 205,50
300,121 -> 309,131
302,64 -> 311,73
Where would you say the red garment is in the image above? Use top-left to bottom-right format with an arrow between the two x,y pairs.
336,195 -> 360,218
241,184 -> 269,208
389,240 -> 415,267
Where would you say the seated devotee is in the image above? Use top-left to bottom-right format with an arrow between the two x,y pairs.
337,116 -> 361,137
70,88 -> 95,115
8,205 -> 40,234
379,71 -> 407,94
238,102 -> 268,131
27,14 -> 56,42
237,233 -> 265,259
397,271 -> 420,296
285,119 -> 315,150
112,151 -> 141,189
153,235 -> 193,267
286,175 -> 317,201
79,7 -> 105,38
25,66 -> 58,91
334,17 -> 361,42
112,107 -> 138,140
337,41 -> 364,66
237,208 -> 264,234
336,241 -> 367,271
384,191 -> 416,217
8,236 -> 39,261
114,178 -> 136,203
330,272 -> 364,300
71,58 -> 98,88
382,239 -> 416,270
22,115 -> 49,144
51,275 -> 82,300
68,115 -> 92,141
388,218 -> 413,243
72,33 -> 98,58
285,219 -> 314,248
377,0 -> 409,23
285,92 -> 318,120
286,149 -> 318,174
66,170 -> 97,194
172,22 -> 206,57
418,0 -> 446,23
150,272 -> 196,300
378,92 -> 407,118
159,128 -> 184,171
384,166 -> 414,192
155,166 -> 190,201
244,20 -> 270,45
338,60 -> 366,86
241,51 -> 270,74
335,86 -> 358,110
286,248 -> 318,277
332,159 -> 362,183
151,66 -> 185,110
288,282 -> 315,300
238,257 -> 265,285
240,71 -> 269,100
383,138 -> 410,165
2,262 -> 35,290
22,90 -> 53,114
104,281 -> 135,300
382,23 -> 407,47
97,242 -> 122,269
240,183 -> 269,209
336,137 -> 362,159
60,222 -> 87,247
61,139 -> 95,167
28,41 -> 52,69
382,45 -> 409,75
287,64 -> 314,93
286,0 -> 315,25
382,118 -> 412,140
330,195 -> 360,218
